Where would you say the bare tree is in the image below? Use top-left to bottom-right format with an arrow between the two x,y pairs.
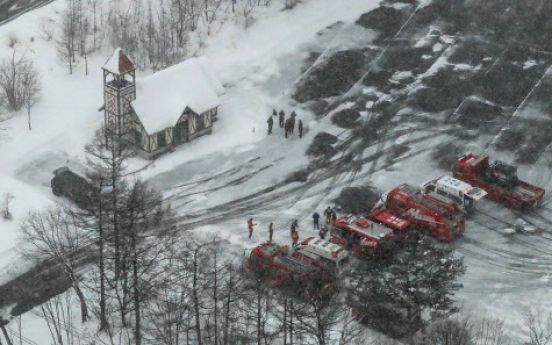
56,2 -> 77,74
20,206 -> 90,323
524,309 -> 552,345
1,193 -> 14,220
0,51 -> 41,113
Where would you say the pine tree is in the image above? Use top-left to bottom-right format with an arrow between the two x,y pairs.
347,233 -> 466,338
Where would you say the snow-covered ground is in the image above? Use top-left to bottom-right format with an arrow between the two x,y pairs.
2,0 -> 552,342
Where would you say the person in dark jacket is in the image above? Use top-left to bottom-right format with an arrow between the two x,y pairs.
279,110 -> 285,128
298,120 -> 303,138
267,116 -> 274,135
272,109 -> 277,117
331,208 -> 337,222
268,222 -> 274,242
290,219 -> 299,236
312,211 -> 320,230
285,119 -> 290,138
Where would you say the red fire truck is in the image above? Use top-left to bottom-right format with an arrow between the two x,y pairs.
293,237 -> 349,269
248,242 -> 329,287
330,209 -> 412,253
452,153 -> 545,209
383,184 -> 465,240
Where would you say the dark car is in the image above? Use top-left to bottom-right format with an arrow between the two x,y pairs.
51,167 -> 98,209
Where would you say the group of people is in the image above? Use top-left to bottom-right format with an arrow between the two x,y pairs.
312,206 -> 337,240
247,206 -> 338,245
267,109 -> 303,139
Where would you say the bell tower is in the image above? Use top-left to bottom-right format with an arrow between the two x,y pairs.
102,48 -> 136,141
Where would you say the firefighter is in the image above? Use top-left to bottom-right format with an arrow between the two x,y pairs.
324,206 -> 332,224
319,227 -> 327,240
331,208 -> 337,222
279,110 -> 285,128
267,116 -> 274,135
298,120 -> 303,139
247,218 -> 256,238
272,109 -> 277,117
268,222 -> 274,242
292,230 -> 299,247
290,219 -> 299,236
312,211 -> 320,230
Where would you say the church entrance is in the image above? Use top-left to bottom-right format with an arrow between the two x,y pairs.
172,120 -> 188,145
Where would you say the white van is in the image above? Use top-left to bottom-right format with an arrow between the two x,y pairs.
421,176 -> 487,212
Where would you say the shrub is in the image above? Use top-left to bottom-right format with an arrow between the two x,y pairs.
331,109 -> 361,128
334,186 -> 380,214
380,45 -> 433,72
293,50 -> 370,103
494,129 -> 526,151
306,132 -> 338,158
448,40 -> 502,65
431,142 -> 466,170
456,99 -> 502,129
356,7 -> 408,38
361,69 -> 393,90
474,63 -> 545,106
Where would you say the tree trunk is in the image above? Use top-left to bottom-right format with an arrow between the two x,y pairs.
132,233 -> 141,345
27,103 -> 31,130
99,201 -> 109,331
71,283 -> 89,323
0,325 -> 13,345
192,251 -> 202,345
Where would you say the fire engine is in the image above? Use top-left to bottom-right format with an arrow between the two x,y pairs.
331,209 -> 412,252
452,153 -> 545,209
421,175 -> 487,212
247,242 -> 329,287
293,237 -> 349,269
382,184 -> 465,240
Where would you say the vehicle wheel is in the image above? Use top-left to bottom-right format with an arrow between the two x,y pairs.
52,186 -> 62,196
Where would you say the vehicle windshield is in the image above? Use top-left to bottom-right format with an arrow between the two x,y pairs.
463,196 -> 473,208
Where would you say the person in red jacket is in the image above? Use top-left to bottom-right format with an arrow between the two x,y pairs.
292,230 -> 299,247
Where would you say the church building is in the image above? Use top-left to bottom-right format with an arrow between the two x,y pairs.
102,48 -> 223,159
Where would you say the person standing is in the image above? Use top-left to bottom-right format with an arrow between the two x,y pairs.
324,206 -> 332,224
290,219 -> 299,236
331,208 -> 337,223
284,119 -> 290,138
292,230 -> 299,247
272,109 -> 277,117
312,211 -> 320,230
279,110 -> 285,128
247,218 -> 256,238
268,222 -> 274,242
298,120 -> 303,139
267,116 -> 274,135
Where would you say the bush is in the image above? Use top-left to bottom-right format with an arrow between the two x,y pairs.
494,129 -> 526,151
306,132 -> 338,158
334,186 -> 380,214
293,50 -> 370,103
356,7 -> 408,38
380,45 -> 433,72
448,40 -> 502,65
331,109 -> 361,128
361,69 -> 393,91
474,63 -> 545,106
307,99 -> 330,116
407,87 -> 459,112
431,143 -> 466,170
456,99 -> 502,129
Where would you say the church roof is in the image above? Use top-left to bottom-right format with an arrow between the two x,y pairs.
103,48 -> 135,75
132,57 -> 222,135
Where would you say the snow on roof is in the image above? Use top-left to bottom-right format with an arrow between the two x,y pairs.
132,57 -> 222,135
103,48 -> 135,75
196,56 -> 225,95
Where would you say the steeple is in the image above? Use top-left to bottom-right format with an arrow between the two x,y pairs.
102,48 -> 135,76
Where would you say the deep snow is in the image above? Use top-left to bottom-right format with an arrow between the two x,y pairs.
1,0 -> 552,342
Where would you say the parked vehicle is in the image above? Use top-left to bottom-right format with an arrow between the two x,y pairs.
331,209 -> 412,253
382,184 -> 465,240
293,237 -> 349,269
247,242 -> 327,287
452,153 -> 545,209
51,167 -> 98,209
421,175 -> 487,212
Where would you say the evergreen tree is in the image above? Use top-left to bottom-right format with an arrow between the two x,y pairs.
347,233 -> 466,338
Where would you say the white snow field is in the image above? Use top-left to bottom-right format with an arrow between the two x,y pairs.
1,0 -> 552,342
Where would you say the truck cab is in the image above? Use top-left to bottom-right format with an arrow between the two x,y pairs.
421,176 -> 487,212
